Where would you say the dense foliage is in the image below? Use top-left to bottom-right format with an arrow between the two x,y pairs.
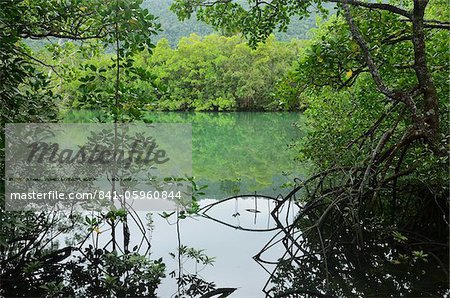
172,0 -> 449,296
144,0 -> 318,46
0,0 -> 166,296
1,0 -> 449,296
39,34 -> 306,113
276,6 -> 449,295
143,34 -> 304,111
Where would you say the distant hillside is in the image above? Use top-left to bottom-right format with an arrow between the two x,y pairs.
142,0 -> 321,46
26,0 -> 325,51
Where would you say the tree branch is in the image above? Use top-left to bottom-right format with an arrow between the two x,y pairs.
399,19 -> 450,30
19,32 -> 109,40
411,0 -> 440,136
423,23 -> 450,30
341,4 -> 399,101
328,0 -> 411,18
424,19 -> 450,30
14,47 -> 62,77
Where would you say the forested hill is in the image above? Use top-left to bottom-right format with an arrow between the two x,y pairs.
142,0 -> 319,45
25,0 -> 321,50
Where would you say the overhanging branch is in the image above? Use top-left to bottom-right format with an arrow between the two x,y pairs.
341,4 -> 398,100
328,0 -> 411,18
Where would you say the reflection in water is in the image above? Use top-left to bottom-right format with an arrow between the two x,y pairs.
64,111 -> 308,197
142,112 -> 307,199
62,111 -> 309,296
253,184 -> 449,298
151,197 -> 299,297
61,111 -> 448,297
202,195 -> 299,232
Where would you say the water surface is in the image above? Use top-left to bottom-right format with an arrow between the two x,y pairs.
65,111 -> 306,296
144,112 -> 306,199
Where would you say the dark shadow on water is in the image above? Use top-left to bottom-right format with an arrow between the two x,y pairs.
198,188 -> 449,297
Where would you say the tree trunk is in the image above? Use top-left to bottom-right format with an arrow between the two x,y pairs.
411,0 -> 440,139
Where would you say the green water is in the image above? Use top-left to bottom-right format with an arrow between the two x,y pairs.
64,111 -> 307,198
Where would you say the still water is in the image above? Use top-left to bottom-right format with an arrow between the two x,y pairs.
65,111 -> 306,296
141,112 -> 306,199
64,111 -> 307,198
151,197 -> 299,297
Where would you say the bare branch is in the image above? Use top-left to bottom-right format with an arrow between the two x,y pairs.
14,47 -> 62,77
424,19 -> 450,30
411,0 -> 440,135
328,0 -> 411,18
19,32 -> 109,40
400,19 -> 450,30
341,4 -> 399,101
382,35 -> 412,45
423,23 -> 450,30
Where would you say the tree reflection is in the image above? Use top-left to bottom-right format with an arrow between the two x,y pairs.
250,175 -> 449,297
